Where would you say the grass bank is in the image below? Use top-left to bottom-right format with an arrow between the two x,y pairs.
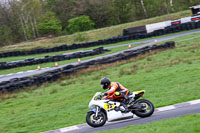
0,39 -> 145,63
1,28 -> 200,63
0,45 -> 136,75
0,37 -> 200,133
0,10 -> 191,52
1,31 -> 200,75
98,114 -> 200,133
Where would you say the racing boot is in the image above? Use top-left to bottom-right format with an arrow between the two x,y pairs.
122,94 -> 130,104
128,98 -> 134,104
120,102 -> 129,113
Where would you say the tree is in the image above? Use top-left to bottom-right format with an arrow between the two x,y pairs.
67,15 -> 95,34
49,0 -> 86,29
0,1 -> 23,46
43,0 -> 56,11
0,25 -> 13,46
140,0 -> 148,17
84,0 -> 114,28
112,0 -> 134,24
0,0 -> 199,47
38,12 -> 62,35
9,0 -> 43,40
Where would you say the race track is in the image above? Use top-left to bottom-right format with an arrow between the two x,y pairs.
44,100 -> 200,133
1,28 -> 200,133
1,29 -> 200,82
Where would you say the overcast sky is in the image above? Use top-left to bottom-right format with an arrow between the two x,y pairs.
0,0 -> 8,4
0,0 -> 16,4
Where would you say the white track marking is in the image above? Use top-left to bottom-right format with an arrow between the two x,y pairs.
16,72 -> 23,74
27,70 -> 35,72
189,99 -> 200,105
41,67 -> 49,70
6,73 -> 13,76
157,105 -> 176,112
59,126 -> 79,132
44,99 -> 200,133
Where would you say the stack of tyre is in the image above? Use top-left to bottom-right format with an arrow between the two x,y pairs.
0,47 -> 110,70
0,41 -> 175,93
123,15 -> 200,37
1,15 -> 199,58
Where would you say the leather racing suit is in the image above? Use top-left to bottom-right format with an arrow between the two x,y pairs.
104,82 -> 130,102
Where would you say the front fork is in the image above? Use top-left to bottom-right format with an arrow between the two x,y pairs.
95,106 -> 99,117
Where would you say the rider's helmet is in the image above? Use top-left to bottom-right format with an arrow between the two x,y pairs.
100,77 -> 111,90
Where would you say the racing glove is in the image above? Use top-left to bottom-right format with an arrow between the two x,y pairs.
103,92 -> 108,96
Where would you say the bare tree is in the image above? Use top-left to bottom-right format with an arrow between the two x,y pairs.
140,0 -> 148,18
164,0 -> 170,14
170,0 -> 174,12
7,0 -> 42,40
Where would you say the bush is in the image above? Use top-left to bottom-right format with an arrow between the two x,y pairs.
73,32 -> 89,42
0,25 -> 17,46
38,12 -> 62,35
67,15 -> 95,34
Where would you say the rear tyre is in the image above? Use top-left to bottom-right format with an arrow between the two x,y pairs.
132,99 -> 154,118
86,111 -> 106,127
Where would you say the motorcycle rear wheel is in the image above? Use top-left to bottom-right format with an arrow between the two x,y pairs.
132,99 -> 154,118
86,111 -> 107,127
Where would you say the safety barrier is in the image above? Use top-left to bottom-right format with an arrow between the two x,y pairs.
1,15 -> 199,59
0,47 -> 109,70
123,15 -> 200,36
123,26 -> 147,36
0,41 -> 175,93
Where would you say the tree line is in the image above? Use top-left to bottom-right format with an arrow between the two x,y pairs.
0,0 -> 199,46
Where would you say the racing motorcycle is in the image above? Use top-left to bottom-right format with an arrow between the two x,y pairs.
86,90 -> 154,127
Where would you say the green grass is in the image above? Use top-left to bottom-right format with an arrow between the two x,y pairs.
0,39 -> 144,63
0,10 -> 191,52
2,26 -> 199,63
1,28 -> 200,63
0,36 -> 200,133
98,114 -> 200,133
0,45 -> 139,75
1,31 -> 200,75
156,32 -> 200,44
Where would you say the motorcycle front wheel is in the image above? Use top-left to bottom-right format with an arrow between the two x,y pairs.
132,99 -> 154,118
86,111 -> 107,127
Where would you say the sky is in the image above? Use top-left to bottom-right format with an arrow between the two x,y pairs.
0,0 -> 16,4
0,0 -> 8,4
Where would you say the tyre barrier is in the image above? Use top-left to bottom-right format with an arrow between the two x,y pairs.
0,18 -> 199,59
0,41 -> 175,93
123,26 -> 147,36
124,21 -> 200,37
0,47 -> 110,70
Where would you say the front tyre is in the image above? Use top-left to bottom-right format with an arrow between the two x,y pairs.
86,111 -> 106,127
132,99 -> 154,118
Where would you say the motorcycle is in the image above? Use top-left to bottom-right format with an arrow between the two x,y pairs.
86,90 -> 154,127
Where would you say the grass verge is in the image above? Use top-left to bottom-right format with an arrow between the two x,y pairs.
98,114 -> 200,133
1,28 -> 200,63
0,45 -> 138,75
0,10 -> 191,52
1,31 -> 200,75
0,39 -> 145,63
0,37 -> 200,133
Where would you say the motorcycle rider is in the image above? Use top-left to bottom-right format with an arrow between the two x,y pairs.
100,77 -> 130,112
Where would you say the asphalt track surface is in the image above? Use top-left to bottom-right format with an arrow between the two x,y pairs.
44,100 -> 200,133
1,29 -> 200,82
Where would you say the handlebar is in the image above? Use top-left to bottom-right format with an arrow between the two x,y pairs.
96,93 -> 106,100
97,94 -> 103,100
